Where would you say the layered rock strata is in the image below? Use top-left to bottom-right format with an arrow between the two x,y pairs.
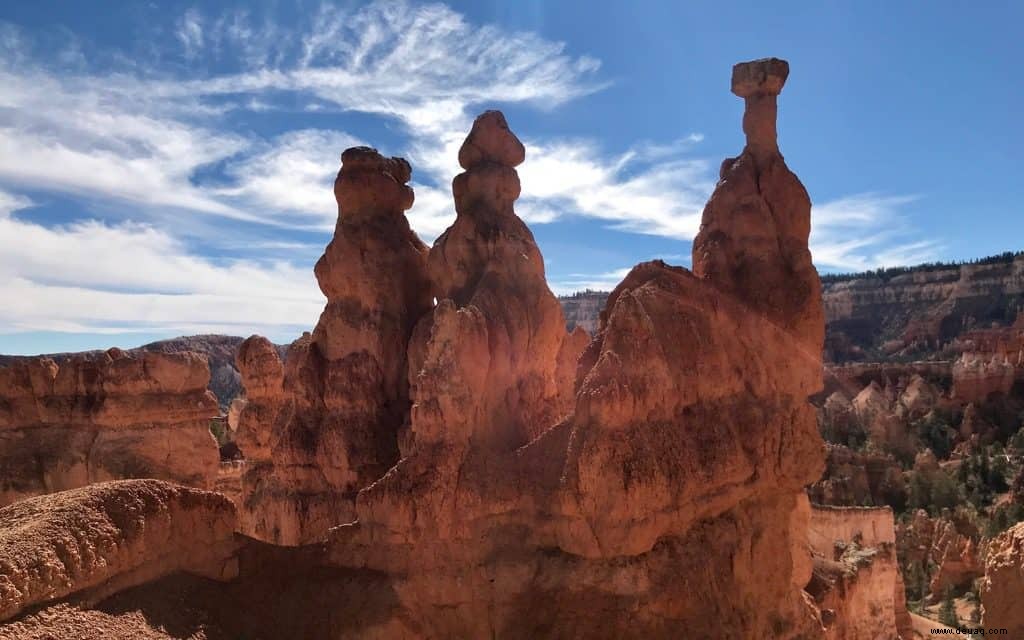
981,520 -> 1024,633
0,350 -> 219,506
823,254 -> 1024,362
234,147 -> 434,545
806,505 -> 912,640
0,480 -> 237,623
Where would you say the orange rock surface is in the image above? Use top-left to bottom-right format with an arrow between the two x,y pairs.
0,350 -> 219,505
318,59 -> 826,638
805,505 -> 912,640
981,520 -> 1024,633
0,480 -> 237,623
234,147 -> 434,545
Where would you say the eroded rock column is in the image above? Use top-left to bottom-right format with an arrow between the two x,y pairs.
235,147 -> 433,545
693,57 -> 823,353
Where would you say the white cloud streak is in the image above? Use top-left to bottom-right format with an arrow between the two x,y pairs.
0,195 -> 321,336
0,1 -> 940,340
810,194 -> 941,271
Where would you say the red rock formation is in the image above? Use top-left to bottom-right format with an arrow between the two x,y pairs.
319,59 -> 826,639
981,520 -> 1024,633
413,110 -> 580,450
234,147 -> 434,545
809,443 -> 906,508
0,350 -> 219,506
0,480 -> 237,623
2,59 -> 834,639
952,352 -> 1015,403
693,58 -> 823,353
897,509 -> 983,602
806,506 -> 912,640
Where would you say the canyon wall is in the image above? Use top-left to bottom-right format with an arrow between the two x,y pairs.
0,349 -> 220,506
822,258 -> 1024,362
807,505 -> 911,640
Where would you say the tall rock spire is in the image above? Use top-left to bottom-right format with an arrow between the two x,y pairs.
692,57 -> 823,356
235,146 -> 433,545
409,110 -> 581,452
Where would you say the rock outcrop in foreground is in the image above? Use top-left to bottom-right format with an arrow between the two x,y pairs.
1,58 -> 833,639
0,480 -> 237,623
0,350 -> 220,506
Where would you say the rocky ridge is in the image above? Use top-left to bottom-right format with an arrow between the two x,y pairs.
0,349 -> 220,506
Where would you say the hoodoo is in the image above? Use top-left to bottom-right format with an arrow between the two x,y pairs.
234,146 -> 434,545
321,58 -> 827,638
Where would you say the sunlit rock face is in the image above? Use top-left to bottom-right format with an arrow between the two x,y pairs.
0,479 -> 238,624
320,59 -> 827,639
234,146 -> 434,545
982,521 -> 1024,634
0,349 -> 219,506
806,505 -> 912,640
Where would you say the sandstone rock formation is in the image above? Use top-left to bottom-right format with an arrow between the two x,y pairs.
952,352 -> 1015,403
234,147 -> 434,545
822,253 -> 1024,362
0,350 -> 219,506
809,444 -> 906,508
559,290 -> 608,335
981,520 -> 1024,633
692,58 -> 823,353
315,59 -> 826,639
897,509 -> 983,602
806,505 -> 912,640
0,480 -> 237,623
2,58 -> 835,639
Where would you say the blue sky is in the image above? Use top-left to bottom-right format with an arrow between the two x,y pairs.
1,1 -> 1022,354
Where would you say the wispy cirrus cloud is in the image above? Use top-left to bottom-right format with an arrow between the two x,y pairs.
0,193 -> 320,337
0,0 -> 941,344
811,193 -> 941,271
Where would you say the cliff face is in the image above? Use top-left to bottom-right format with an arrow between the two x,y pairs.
806,505 -> 912,640
0,349 -> 220,506
981,521 -> 1024,633
0,335 -> 271,412
560,291 -> 608,334
823,257 -> 1024,362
